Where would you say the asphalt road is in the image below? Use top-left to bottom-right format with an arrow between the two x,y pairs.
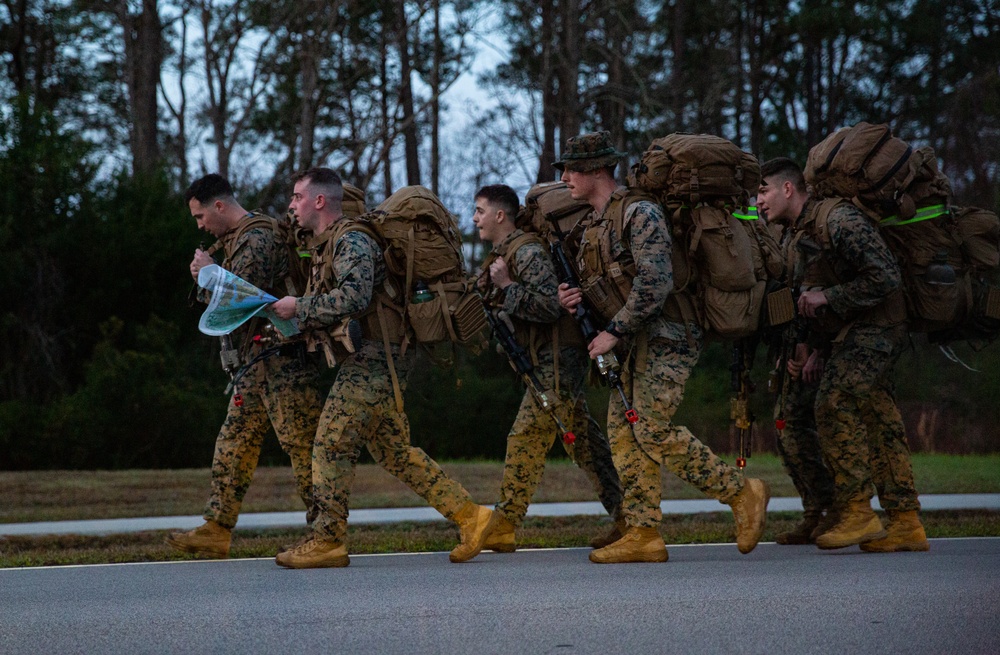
1,538 -> 998,654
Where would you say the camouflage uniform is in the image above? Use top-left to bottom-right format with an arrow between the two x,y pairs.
482,229 -> 622,527
773,205 -> 836,516
295,225 -> 474,545
774,377 -> 833,515
793,202 -> 920,512
585,197 -> 746,529
201,217 -> 322,529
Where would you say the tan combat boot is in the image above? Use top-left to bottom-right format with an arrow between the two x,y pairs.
277,532 -> 312,555
166,520 -> 231,559
729,478 -> 771,554
483,513 -> 516,553
810,508 -> 840,542
815,500 -> 887,550
589,519 -> 628,549
589,526 -> 668,564
449,502 -> 494,563
275,537 -> 349,569
776,509 -> 822,545
860,510 -> 930,552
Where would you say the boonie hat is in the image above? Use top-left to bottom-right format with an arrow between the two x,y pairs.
553,131 -> 627,172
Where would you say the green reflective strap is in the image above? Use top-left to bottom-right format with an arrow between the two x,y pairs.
297,249 -> 312,258
733,206 -> 759,221
880,204 -> 948,227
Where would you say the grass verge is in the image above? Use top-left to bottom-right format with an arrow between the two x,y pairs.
2,510 -> 998,569
3,454 -> 999,523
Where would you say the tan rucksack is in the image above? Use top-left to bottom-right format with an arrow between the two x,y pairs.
805,121 -> 917,216
937,206 -> 1000,346
630,133 -> 760,205
359,185 -> 486,347
874,147 -> 968,332
628,134 -> 787,339
517,181 -> 593,248
805,128 -> 1000,341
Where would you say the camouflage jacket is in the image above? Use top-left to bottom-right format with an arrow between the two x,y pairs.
294,224 -> 396,361
200,214 -> 287,359
604,197 -> 696,343
792,201 -> 904,351
482,229 -> 562,325
296,228 -> 380,329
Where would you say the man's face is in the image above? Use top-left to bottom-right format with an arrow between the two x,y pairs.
757,176 -> 793,224
189,197 -> 227,237
288,179 -> 319,231
473,197 -> 502,243
561,168 -> 597,202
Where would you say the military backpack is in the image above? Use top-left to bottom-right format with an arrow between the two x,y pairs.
353,185 -> 487,348
804,123 -> 1000,345
625,133 -> 787,339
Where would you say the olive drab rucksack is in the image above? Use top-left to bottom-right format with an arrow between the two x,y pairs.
627,133 -> 788,338
804,124 -> 1000,345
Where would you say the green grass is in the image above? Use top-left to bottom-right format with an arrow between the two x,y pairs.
2,510 -> 996,569
1,454 -> 997,568
3,454 -> 998,524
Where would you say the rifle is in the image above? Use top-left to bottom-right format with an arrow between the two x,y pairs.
729,337 -> 757,470
482,302 -> 576,445
224,320 -> 361,403
547,224 -> 639,425
768,234 -> 824,435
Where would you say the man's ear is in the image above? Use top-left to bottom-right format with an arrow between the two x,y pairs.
783,180 -> 795,198
214,199 -> 226,213
315,193 -> 327,210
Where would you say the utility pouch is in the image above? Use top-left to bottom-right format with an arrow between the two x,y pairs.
766,286 -> 795,327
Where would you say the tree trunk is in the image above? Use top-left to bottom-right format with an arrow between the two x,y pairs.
557,0 -> 580,150
430,0 -> 441,194
121,0 -> 163,176
298,46 -> 318,171
161,7 -> 189,187
537,0 -> 556,182
380,16 -> 393,196
397,0 -> 420,186
671,0 -> 687,129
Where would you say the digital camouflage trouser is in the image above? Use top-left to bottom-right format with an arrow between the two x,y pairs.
608,337 -> 745,528
774,379 -> 835,514
496,346 -> 622,526
814,325 -> 920,512
204,352 -> 322,529
311,343 -> 473,544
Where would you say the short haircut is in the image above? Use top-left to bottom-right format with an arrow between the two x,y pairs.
760,157 -> 806,194
185,173 -> 234,204
294,167 -> 344,205
475,184 -> 519,219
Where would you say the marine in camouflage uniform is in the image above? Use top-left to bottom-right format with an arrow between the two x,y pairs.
272,168 -> 494,569
791,198 -> 925,550
773,364 -> 833,534
168,174 -> 322,559
759,160 -> 837,543
556,132 -> 770,563
475,185 -> 622,550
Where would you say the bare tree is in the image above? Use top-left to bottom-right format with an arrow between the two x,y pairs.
197,0 -> 275,180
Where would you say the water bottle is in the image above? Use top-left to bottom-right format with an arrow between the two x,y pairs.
411,281 -> 434,304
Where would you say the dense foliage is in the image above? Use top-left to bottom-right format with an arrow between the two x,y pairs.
1,0 -> 998,469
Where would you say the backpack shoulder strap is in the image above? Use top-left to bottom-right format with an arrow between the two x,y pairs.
499,231 -> 546,280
